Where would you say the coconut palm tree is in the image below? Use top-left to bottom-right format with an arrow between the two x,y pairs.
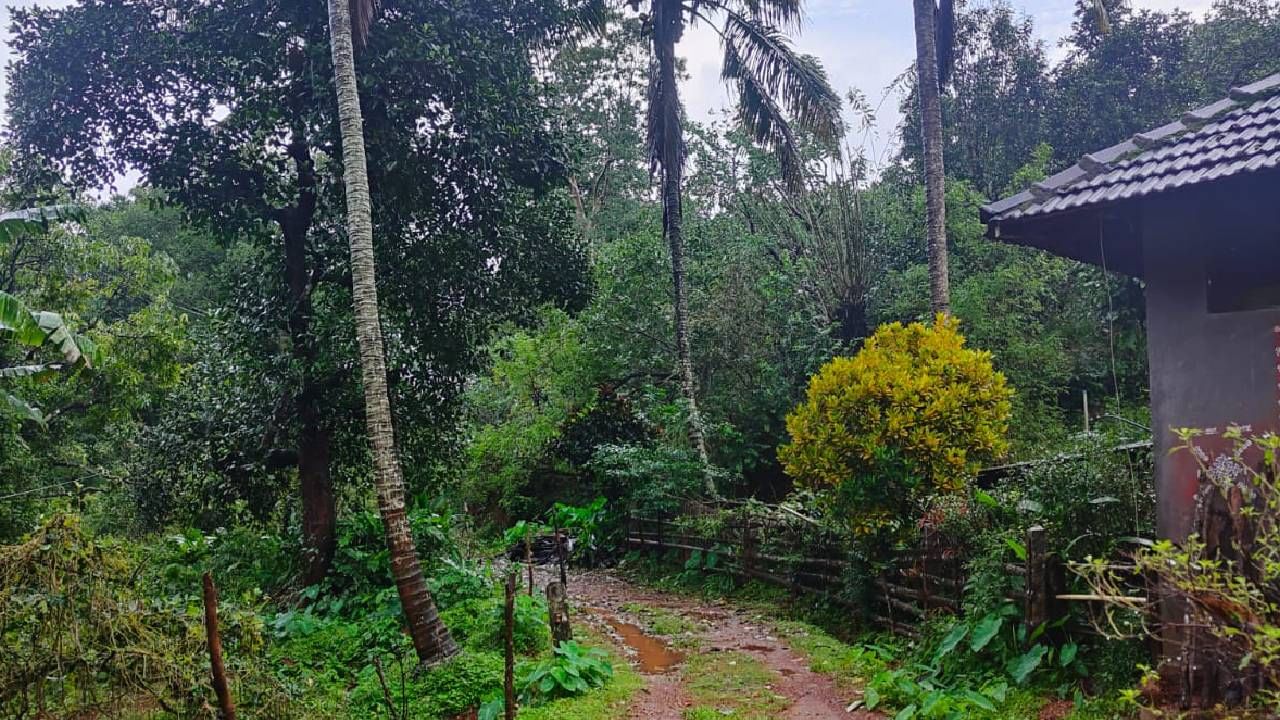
913,0 -> 1106,317
913,0 -> 951,316
642,0 -> 842,493
324,0 -> 457,665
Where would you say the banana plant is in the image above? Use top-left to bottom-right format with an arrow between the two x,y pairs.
1,289 -> 99,424
1,206 -> 98,425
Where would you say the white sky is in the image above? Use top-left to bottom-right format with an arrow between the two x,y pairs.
0,0 -> 1216,190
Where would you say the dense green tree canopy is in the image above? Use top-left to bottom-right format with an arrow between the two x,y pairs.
7,0 -> 593,560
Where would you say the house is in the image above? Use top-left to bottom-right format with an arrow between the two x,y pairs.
983,71 -> 1280,702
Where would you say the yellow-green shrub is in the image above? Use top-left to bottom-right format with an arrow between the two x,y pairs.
779,315 -> 1012,533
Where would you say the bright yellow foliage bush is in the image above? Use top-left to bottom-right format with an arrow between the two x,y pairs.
779,315 -> 1012,533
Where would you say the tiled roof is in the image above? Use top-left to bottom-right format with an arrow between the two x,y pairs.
982,73 -> 1280,224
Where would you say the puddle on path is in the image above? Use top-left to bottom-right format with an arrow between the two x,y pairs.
592,610 -> 685,673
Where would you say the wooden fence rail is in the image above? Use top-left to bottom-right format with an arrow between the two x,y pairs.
625,510 -> 1143,638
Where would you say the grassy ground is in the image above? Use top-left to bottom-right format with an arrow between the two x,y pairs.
681,651 -> 790,720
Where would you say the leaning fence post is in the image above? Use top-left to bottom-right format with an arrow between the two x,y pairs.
1025,525 -> 1048,638
504,569 -> 517,720
201,572 -> 236,720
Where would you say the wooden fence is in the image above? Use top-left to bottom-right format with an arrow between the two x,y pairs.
625,510 -> 1144,639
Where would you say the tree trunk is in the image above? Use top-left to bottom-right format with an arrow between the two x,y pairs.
298,412 -> 336,586
326,0 -> 457,666
280,153 -> 335,587
202,572 -> 236,720
913,0 -> 950,316
654,12 -> 713,491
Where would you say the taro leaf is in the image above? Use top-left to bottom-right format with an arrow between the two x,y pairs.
894,703 -> 917,720
969,614 -> 1003,653
864,685 -> 880,710
933,623 -> 968,664
1007,644 -> 1049,685
478,696 -> 504,720
962,690 -> 996,711
986,681 -> 1008,702
1089,496 -> 1120,504
1059,642 -> 1079,667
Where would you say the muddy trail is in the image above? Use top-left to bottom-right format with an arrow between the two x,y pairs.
560,569 -> 882,720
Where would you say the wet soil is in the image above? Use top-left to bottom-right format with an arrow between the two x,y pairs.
591,610 -> 685,673
563,569 -> 883,719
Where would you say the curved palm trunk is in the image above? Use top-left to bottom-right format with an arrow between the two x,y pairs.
913,0 -> 950,315
652,1 -> 713,493
326,0 -> 457,665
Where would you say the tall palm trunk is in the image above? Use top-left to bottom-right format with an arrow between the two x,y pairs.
913,0 -> 950,315
652,0 -> 713,492
326,0 -> 457,665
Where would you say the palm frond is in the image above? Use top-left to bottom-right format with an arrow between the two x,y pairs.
349,0 -> 378,48
718,10 -> 842,184
571,0 -> 609,36
1091,0 -> 1112,35
647,0 -> 686,175
721,39 -> 804,185
720,11 -> 841,141
936,0 -> 955,88
719,0 -> 804,31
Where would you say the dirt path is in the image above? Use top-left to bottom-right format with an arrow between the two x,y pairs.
563,570 -> 880,720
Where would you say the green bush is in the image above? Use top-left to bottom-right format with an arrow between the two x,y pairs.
441,592 -> 551,656
350,649 -> 504,719
780,316 -> 1012,534
0,515 -> 295,718
589,443 -> 715,517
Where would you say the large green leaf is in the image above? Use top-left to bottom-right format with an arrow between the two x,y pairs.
0,295 -> 96,369
0,291 -> 46,346
33,312 -> 93,367
969,614 -> 1003,653
1006,644 -> 1048,685
3,391 -> 45,424
0,363 -> 62,379
932,623 -> 969,664
0,205 -> 83,243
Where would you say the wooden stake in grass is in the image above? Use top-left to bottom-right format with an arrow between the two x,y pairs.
201,572 -> 236,720
504,570 -> 518,720
555,525 -> 568,588
546,580 -> 573,648
525,534 -> 534,597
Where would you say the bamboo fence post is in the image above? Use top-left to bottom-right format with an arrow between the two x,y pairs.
201,572 -> 236,720
504,570 -> 517,720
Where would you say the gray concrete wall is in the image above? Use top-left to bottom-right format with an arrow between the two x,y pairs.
1142,183 -> 1280,543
